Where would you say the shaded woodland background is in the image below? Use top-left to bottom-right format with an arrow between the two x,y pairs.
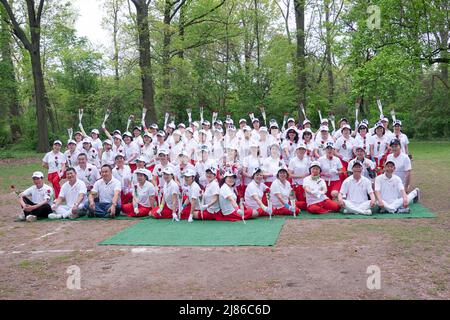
0,0 -> 448,152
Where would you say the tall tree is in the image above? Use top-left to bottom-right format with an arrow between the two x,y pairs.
294,0 -> 306,119
131,0 -> 157,124
0,0 -> 49,151
0,5 -> 21,141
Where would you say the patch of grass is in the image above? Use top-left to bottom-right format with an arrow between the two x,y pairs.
19,260 -> 32,269
0,162 -> 43,193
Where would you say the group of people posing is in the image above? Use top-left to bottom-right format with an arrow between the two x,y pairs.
17,114 -> 420,222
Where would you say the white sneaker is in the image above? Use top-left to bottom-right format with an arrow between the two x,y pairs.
188,214 -> 193,223
413,188 -> 420,203
362,209 -> 373,215
48,213 -> 62,219
17,213 -> 26,221
172,213 -> 180,222
26,215 -> 37,222
342,209 -> 349,214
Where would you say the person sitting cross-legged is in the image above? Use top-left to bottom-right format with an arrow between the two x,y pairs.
303,161 -> 340,214
49,167 -> 87,219
374,160 -> 420,214
338,160 -> 376,215
84,164 -> 122,218
17,171 -> 54,222
121,168 -> 156,217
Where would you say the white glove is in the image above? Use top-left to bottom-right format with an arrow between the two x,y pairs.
200,204 -> 208,211
101,123 -> 106,129
156,206 -> 163,215
237,209 -> 244,216
134,206 -> 139,214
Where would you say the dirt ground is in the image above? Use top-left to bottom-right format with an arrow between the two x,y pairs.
0,157 -> 448,300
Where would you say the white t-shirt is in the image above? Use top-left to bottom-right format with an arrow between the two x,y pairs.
372,134 -> 389,159
185,138 -> 199,161
386,153 -> 411,185
59,179 -> 87,207
101,149 -> 116,166
75,164 -> 100,189
303,140 -> 317,160
243,155 -> 262,185
195,158 -> 217,187
392,132 -> 409,154
303,175 -> 328,205
91,138 -> 103,154
314,134 -> 334,157
219,184 -> 237,215
244,180 -> 267,210
347,157 -> 376,180
281,139 -> 297,164
22,184 -> 54,204
141,144 -> 157,166
163,179 -> 180,210
288,156 -> 310,185
340,175 -> 373,205
132,180 -> 156,207
169,141 -> 186,164
211,137 -> 225,161
335,136 -> 356,161
238,138 -> 252,160
123,141 -> 139,164
187,182 -> 201,211
113,144 -> 125,157
81,147 -> 100,169
354,135 -> 374,156
203,179 -> 221,213
152,163 -> 175,188
174,163 -> 195,184
64,150 -> 79,168
92,178 -> 122,204
270,179 -> 293,209
43,151 -> 66,174
258,138 -> 272,159
318,155 -> 343,182
262,157 -> 285,183
375,173 -> 404,204
112,165 -> 132,192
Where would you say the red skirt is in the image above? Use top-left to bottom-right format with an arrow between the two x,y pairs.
151,203 -> 174,219
122,203 -> 152,217
215,208 -> 253,222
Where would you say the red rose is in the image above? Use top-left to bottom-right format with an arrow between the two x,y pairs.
55,156 -> 58,160
93,149 -> 96,153
158,168 -> 161,172
321,141 -> 324,144
47,190 -> 51,194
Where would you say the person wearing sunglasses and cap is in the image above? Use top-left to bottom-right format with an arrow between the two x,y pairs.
288,143 -> 310,207
236,118 -> 248,142
122,168 -> 156,217
392,120 -> 409,155
168,130 -> 186,164
184,127 -> 199,165
318,141 -> 344,200
42,140 -> 66,199
374,160 -> 419,213
154,130 -> 170,155
101,139 -> 116,167
132,126 -> 144,147
64,140 -> 80,169
224,125 -> 239,151
338,160 -> 376,215
303,162 -> 340,214
178,168 -> 201,222
89,129 -> 103,158
258,127 -> 274,159
211,128 -> 225,162
238,126 -> 254,160
111,134 -> 125,157
244,167 -> 272,217
217,171 -> 254,221
197,166 -> 221,220
270,167 -> 302,215
261,144 -> 284,188
354,123 -> 373,159
151,149 -> 175,192
151,166 -> 181,221
269,121 -> 282,144
16,171 -> 54,222
386,138 -> 412,191
301,128 -> 319,160
332,118 -> 349,140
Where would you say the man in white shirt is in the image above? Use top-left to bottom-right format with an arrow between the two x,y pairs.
17,171 -> 54,222
374,160 -> 419,213
75,153 -> 100,191
386,139 -> 412,191
85,164 -> 122,218
338,160 -> 376,215
49,167 -> 87,219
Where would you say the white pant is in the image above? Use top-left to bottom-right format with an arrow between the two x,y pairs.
343,200 -> 371,215
54,204 -> 84,218
380,189 -> 417,213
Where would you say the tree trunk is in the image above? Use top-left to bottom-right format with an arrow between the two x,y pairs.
30,45 -> 49,152
0,7 -> 22,141
113,0 -> 120,83
132,0 -> 157,124
294,0 -> 306,119
178,1 -> 185,60
161,0 -> 172,114
325,0 -> 334,107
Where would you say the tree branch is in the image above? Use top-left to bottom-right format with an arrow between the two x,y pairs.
0,0 -> 32,50
183,0 -> 225,29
